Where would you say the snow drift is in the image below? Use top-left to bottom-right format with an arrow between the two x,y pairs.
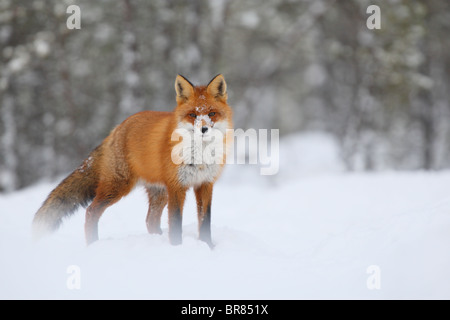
1,133 -> 450,299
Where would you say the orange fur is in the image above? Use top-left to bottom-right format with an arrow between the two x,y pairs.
32,74 -> 233,247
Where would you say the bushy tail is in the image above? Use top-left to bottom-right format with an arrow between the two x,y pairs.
32,147 -> 101,239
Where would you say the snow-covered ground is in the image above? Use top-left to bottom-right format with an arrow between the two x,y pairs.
1,133 -> 450,299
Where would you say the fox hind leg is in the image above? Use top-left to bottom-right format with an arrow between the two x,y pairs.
85,179 -> 134,245
145,185 -> 168,235
85,198 -> 110,245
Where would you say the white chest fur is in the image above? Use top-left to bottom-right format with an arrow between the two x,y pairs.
173,119 -> 229,186
177,163 -> 223,187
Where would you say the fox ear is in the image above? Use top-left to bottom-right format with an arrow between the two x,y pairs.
175,75 -> 194,103
207,74 -> 227,102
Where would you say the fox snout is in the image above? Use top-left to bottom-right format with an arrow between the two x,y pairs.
193,116 -> 212,135
196,125 -> 211,140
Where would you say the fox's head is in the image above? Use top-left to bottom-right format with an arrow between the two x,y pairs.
173,74 -> 233,137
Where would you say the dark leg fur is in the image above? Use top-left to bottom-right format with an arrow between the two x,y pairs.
195,183 -> 214,248
167,188 -> 186,245
199,205 -> 213,248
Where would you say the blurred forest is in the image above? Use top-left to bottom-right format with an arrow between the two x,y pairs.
1,0 -> 450,192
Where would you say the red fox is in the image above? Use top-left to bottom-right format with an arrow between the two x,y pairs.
32,74 -> 233,247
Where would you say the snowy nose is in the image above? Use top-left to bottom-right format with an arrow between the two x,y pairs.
201,127 -> 208,134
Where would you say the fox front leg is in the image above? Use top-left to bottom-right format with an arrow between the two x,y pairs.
167,188 -> 187,245
195,183 -> 214,248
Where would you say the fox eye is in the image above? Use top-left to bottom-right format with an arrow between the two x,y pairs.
208,112 -> 216,117
189,113 -> 196,118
